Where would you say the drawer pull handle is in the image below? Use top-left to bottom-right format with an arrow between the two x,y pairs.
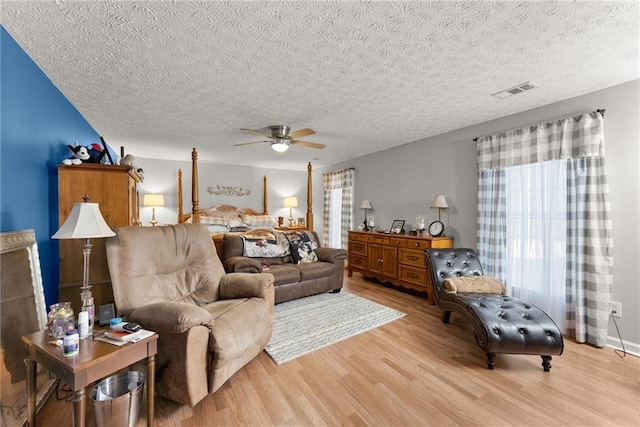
407,255 -> 419,261
414,243 -> 419,247
407,273 -> 419,278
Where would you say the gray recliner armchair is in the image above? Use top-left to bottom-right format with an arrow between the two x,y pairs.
106,224 -> 274,406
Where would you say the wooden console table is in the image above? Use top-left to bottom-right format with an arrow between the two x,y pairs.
348,231 -> 453,304
23,329 -> 157,427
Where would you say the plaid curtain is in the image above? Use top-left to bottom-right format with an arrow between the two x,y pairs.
322,168 -> 354,249
477,168 -> 507,282
477,111 -> 612,346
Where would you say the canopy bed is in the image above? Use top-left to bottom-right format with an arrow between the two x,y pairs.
177,148 -> 315,253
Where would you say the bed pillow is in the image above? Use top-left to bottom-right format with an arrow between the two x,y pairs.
198,216 -> 228,226
227,218 -> 244,228
241,214 -> 277,227
443,276 -> 506,295
203,224 -> 230,234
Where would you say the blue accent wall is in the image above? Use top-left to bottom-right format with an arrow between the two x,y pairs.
0,26 -> 109,305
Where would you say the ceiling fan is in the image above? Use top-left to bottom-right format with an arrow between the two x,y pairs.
235,125 -> 326,153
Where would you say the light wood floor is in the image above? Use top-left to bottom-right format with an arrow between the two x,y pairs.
35,272 -> 640,426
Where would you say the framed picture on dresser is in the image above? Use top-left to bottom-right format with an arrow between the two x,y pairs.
389,220 -> 405,234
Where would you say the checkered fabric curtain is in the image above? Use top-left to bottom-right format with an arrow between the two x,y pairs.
477,167 -> 507,282
322,168 -> 354,249
476,111 -> 612,346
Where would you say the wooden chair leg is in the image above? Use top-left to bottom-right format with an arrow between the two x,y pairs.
486,352 -> 496,370
541,355 -> 552,372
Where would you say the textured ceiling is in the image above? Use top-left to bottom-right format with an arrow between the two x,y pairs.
2,1 -> 638,171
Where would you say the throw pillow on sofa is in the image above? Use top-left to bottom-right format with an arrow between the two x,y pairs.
290,241 -> 318,264
285,231 -> 318,264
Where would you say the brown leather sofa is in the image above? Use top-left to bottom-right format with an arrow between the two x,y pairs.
221,231 -> 347,304
425,248 -> 564,371
106,224 -> 274,407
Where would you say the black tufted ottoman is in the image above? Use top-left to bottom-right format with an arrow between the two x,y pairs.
425,248 -> 564,371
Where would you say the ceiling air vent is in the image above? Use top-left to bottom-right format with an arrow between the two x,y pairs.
492,81 -> 539,99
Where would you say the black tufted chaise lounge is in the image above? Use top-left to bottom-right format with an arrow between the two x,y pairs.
425,248 -> 564,371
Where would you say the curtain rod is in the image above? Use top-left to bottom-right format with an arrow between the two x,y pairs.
472,108 -> 606,142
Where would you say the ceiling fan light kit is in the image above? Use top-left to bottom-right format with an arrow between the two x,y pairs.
236,125 -> 326,152
271,139 -> 289,152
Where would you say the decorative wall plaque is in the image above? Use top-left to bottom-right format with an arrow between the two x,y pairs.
206,185 -> 251,196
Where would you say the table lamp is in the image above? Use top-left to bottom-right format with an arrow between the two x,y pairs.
143,193 -> 165,226
360,200 -> 372,231
284,196 -> 298,227
52,195 -> 115,335
431,194 -> 449,221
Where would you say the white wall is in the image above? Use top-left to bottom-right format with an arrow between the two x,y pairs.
317,79 -> 640,353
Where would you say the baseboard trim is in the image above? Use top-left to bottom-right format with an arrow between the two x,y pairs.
607,335 -> 640,358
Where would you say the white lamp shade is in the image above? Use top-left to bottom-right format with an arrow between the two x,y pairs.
52,202 -> 115,239
283,196 -> 298,208
431,195 -> 448,209
143,193 -> 165,207
360,200 -> 372,209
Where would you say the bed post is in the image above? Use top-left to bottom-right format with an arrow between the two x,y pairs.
306,162 -> 313,231
263,175 -> 268,214
191,148 -> 199,223
177,169 -> 183,222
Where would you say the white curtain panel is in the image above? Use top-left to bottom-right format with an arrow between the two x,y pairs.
505,160 -> 567,331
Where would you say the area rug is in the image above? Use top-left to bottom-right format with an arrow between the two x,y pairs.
265,292 -> 406,364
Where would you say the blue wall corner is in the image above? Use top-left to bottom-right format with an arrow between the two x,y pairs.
1,26 -> 116,305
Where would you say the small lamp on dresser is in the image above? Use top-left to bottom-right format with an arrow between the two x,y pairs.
143,193 -> 165,226
360,200 -> 372,231
284,196 -> 298,227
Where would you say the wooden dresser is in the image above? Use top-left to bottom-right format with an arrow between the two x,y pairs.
58,164 -> 141,313
348,230 -> 453,304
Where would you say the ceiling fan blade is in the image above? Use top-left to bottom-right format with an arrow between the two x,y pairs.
291,140 -> 326,149
233,140 -> 270,147
288,128 -> 316,139
240,128 -> 272,138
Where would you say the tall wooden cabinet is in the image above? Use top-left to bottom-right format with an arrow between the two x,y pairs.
57,164 -> 141,312
348,231 -> 453,304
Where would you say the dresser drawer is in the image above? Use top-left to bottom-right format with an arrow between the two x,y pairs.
351,233 -> 374,243
399,248 -> 425,268
349,241 -> 367,256
373,236 -> 389,245
390,237 -> 406,248
349,255 -> 367,270
399,265 -> 427,287
405,239 -> 430,250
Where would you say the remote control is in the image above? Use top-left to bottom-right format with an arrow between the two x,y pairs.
122,322 -> 141,332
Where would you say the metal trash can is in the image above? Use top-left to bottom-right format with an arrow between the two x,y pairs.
90,370 -> 145,427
